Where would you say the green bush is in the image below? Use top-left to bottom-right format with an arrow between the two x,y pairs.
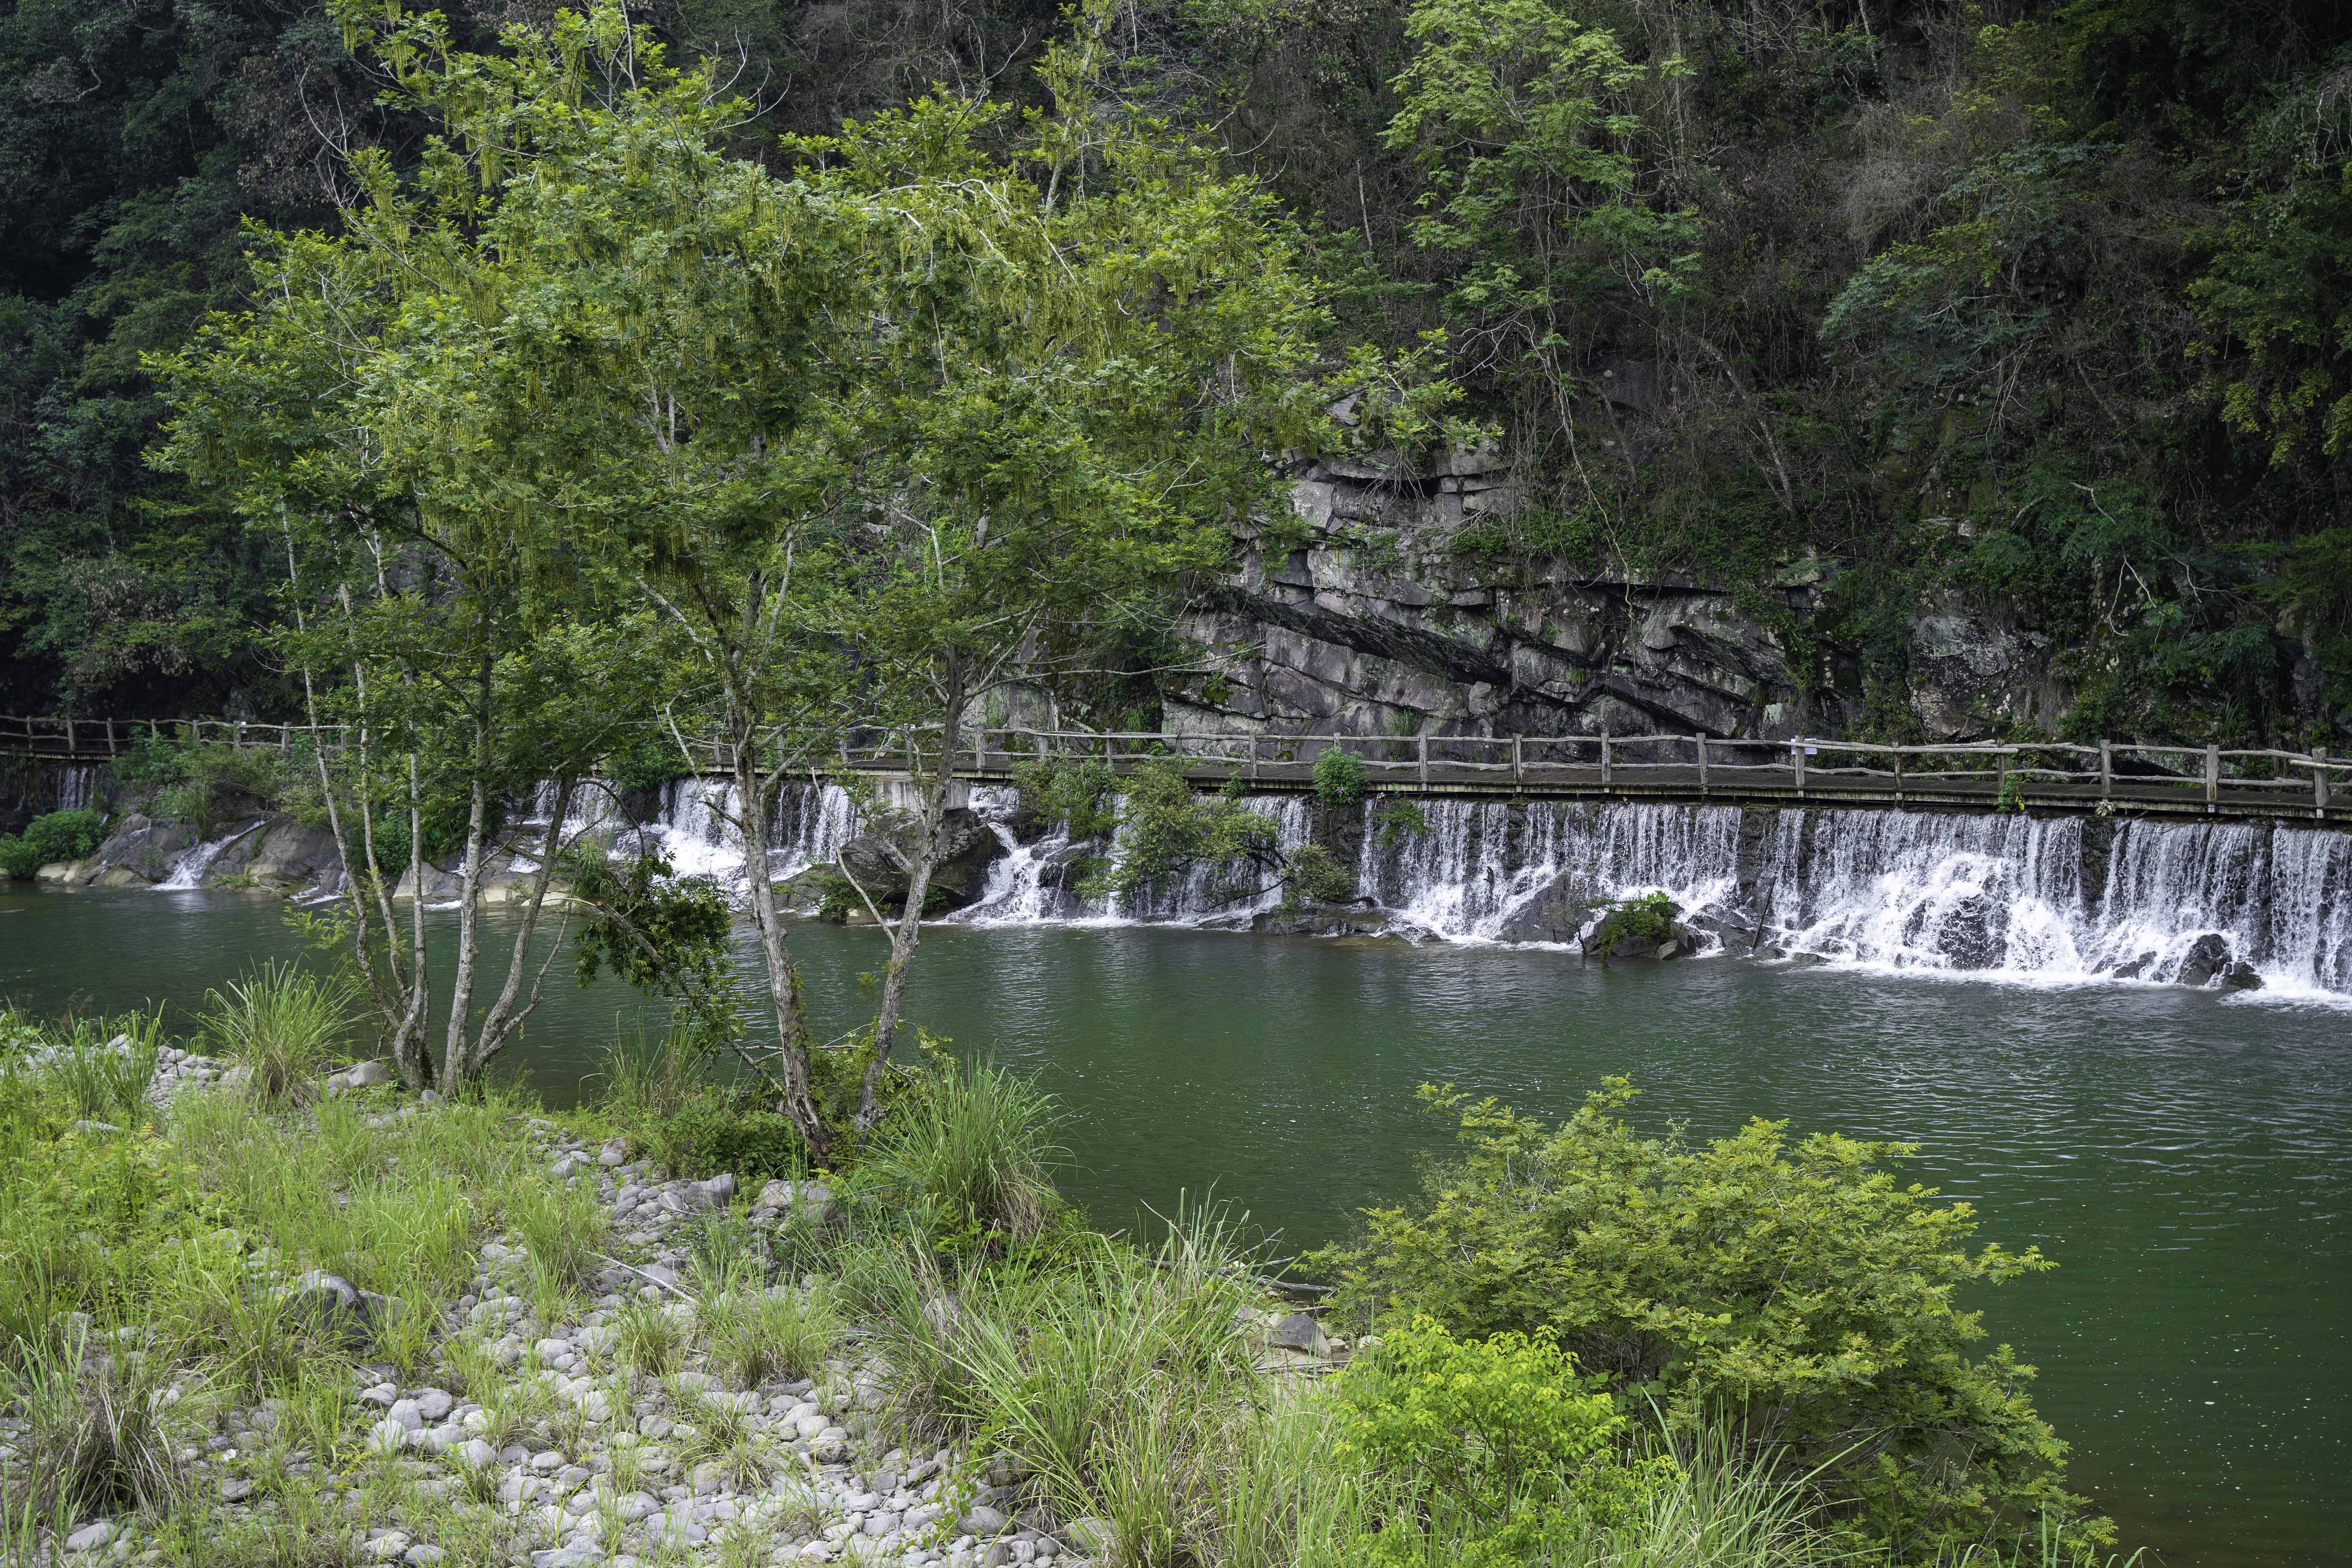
1584,890 -> 1680,958
1338,1316 -> 1670,1566
0,809 -> 107,878
1311,1080 -> 2106,1563
1313,744 -> 1368,808
647,1091 -> 811,1182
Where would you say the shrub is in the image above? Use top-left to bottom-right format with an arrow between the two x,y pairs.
1583,890 -> 1680,958
1310,1080 -> 2106,1563
0,809 -> 106,878
645,1093 -> 810,1182
200,962 -> 357,1104
1335,1316 -> 1671,1565
1313,744 -> 1368,808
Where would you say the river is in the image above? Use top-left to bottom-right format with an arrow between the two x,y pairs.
4,883 -> 2348,1565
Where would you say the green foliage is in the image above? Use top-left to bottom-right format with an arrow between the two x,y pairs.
1312,744 -> 1368,808
1095,758 -> 1354,913
1584,890 -> 1679,959
569,849 -> 739,1046
1311,1080 -> 2103,1563
1371,799 -> 1430,850
1338,1316 -> 1667,1565
0,808 -> 105,878
1013,755 -> 1121,842
645,1093 -> 813,1184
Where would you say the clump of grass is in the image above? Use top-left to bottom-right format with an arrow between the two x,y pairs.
200,962 -> 356,1104
506,1176 -> 609,1288
707,1280 -> 846,1389
613,1298 -> 686,1376
595,1022 -> 713,1122
0,1329 -> 192,1529
47,1013 -> 165,1128
674,1390 -> 777,1490
857,1057 -> 1063,1242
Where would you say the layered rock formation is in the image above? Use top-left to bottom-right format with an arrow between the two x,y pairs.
1165,451 -> 2070,744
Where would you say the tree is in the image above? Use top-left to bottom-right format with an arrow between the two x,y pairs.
796,0 -> 1427,1121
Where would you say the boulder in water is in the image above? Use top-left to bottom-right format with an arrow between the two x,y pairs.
2220,961 -> 2264,992
1582,894 -> 1683,961
1927,891 -> 2008,970
1493,870 -> 1603,945
2175,932 -> 2232,988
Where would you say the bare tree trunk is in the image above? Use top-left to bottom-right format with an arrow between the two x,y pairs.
441,679 -> 492,1091
461,775 -> 576,1081
858,681 -> 963,1127
734,737 -> 830,1156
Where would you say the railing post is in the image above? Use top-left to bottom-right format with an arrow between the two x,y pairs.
2205,744 -> 2219,811
1695,734 -> 1708,796
1893,747 -> 1904,802
1996,746 -> 2007,802
2317,747 -> 2331,816
1511,734 -> 1523,787
2100,739 -> 2113,800
65,716 -> 74,755
109,718 -> 118,757
1600,730 -> 1612,791
1417,732 -> 1429,788
1792,741 -> 1805,798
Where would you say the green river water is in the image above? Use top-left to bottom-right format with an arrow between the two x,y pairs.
4,884 -> 2347,1566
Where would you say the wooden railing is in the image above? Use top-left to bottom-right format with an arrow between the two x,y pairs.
9,716 -> 2346,822
0,715 -> 348,758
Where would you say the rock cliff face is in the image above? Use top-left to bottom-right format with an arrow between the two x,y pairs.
1164,452 -> 2070,744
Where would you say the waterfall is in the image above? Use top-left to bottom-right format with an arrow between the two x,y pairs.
499,772 -> 2352,1000
957,786 -> 1077,926
57,764 -> 100,812
156,819 -> 264,890
951,788 -> 1318,927
1357,800 -> 1744,944
517,776 -> 858,889
1757,810 -> 2087,975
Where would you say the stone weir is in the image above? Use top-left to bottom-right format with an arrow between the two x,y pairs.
24,771 -> 2352,1001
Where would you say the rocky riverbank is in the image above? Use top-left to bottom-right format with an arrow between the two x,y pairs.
3,1050 -> 1346,1568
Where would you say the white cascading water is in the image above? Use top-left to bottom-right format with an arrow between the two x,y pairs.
952,786 -> 1317,927
520,777 -> 858,889
1755,809 -> 2086,976
1753,808 -> 2352,999
57,763 -> 99,812
956,786 -> 1080,926
1356,799 -> 1746,944
156,818 -> 265,890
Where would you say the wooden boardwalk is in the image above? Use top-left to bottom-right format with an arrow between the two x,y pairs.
8,716 -> 2347,825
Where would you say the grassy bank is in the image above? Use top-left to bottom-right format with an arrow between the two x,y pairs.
0,997 -> 2127,1568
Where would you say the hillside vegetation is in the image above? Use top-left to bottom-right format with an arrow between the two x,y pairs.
4,0 -> 2350,746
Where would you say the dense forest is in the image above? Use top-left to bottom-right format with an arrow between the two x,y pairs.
5,0 -> 2351,746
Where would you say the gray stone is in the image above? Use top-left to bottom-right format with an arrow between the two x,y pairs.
2220,960 -> 2264,992
366,1418 -> 408,1456
456,1439 -> 497,1470
957,1506 -> 1007,1538
2176,933 -> 2233,988
412,1388 -> 454,1421
687,1174 -> 736,1210
597,1139 -> 629,1167
66,1521 -> 116,1553
1268,1313 -> 1329,1355
327,1059 -> 395,1094
403,1548 -> 447,1567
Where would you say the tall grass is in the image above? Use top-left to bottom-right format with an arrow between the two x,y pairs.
200,962 -> 357,1104
45,1012 -> 164,1127
856,1056 -> 1064,1241
595,1020 -> 712,1121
